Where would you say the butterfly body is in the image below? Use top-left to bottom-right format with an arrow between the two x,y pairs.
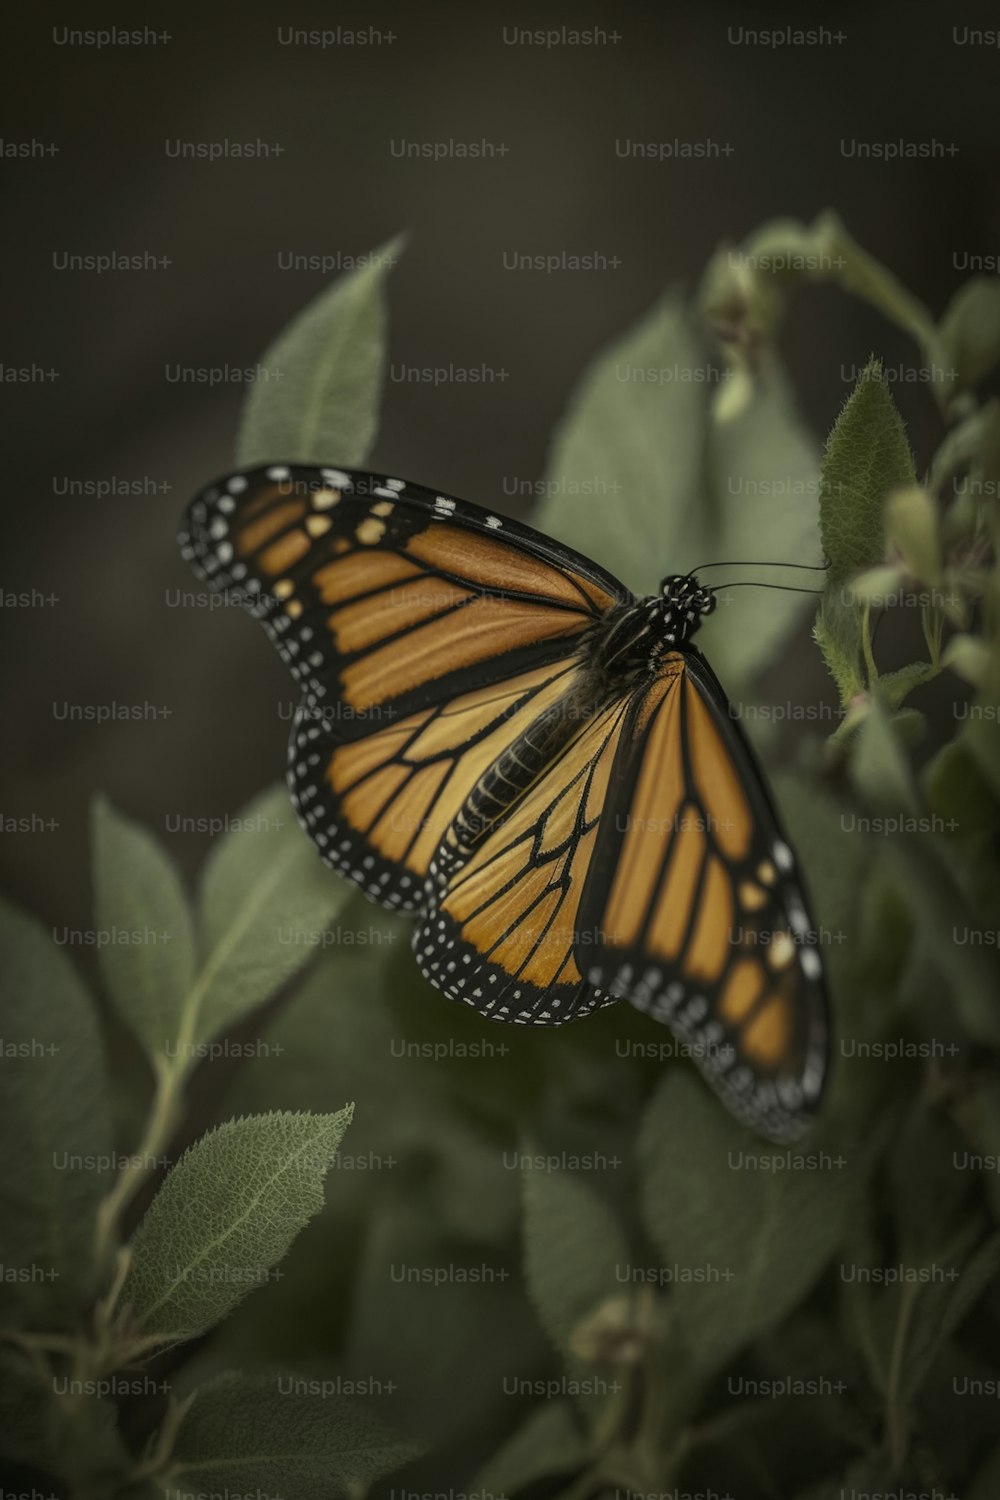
180,463 -> 829,1141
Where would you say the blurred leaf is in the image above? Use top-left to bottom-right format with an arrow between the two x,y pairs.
938,277 -> 1000,392
0,1348 -> 53,1469
0,899 -> 111,1326
884,485 -> 942,585
923,738 -> 999,834
191,785 -> 352,1049
746,213 -> 939,354
236,234 -> 404,468
844,562 -> 906,606
639,1073 -> 854,1373
345,1194 -> 539,1451
539,292 -> 711,598
772,772 -> 868,952
961,674 -> 1000,804
91,797 -> 197,1063
522,1166 -> 630,1364
169,1370 -> 417,1499
794,1452 -> 895,1500
885,835 -> 1000,1048
888,1105 -> 978,1266
696,352 -> 823,690
969,1439 -> 1000,1500
851,694 -> 918,812
469,1400 -> 586,1495
123,1108 -> 352,1342
942,635 -> 992,688
903,1232 -> 1000,1402
815,361 -> 916,702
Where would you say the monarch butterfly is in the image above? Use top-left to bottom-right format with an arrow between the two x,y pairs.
179,463 -> 828,1142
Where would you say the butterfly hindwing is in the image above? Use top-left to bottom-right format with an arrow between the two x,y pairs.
413,687 -> 638,1023
578,648 -> 828,1141
288,657 -> 585,911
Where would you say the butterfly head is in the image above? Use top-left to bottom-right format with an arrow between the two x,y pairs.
656,574 -> 717,641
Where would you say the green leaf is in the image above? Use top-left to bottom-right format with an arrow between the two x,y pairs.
851,694 -> 918,812
538,292 -> 711,598
815,361 -> 916,702
639,1072 -> 853,1373
522,1166 -> 630,1362
819,356 -> 917,572
91,797 -> 197,1063
122,1107 -> 353,1343
938,277 -> 1000,391
236,234 -> 404,468
169,1371 -> 418,1500
0,899 -> 111,1325
470,1401 -> 586,1495
189,785 -> 352,1051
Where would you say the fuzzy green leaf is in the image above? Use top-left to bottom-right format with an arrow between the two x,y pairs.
91,797 -> 197,1062
122,1108 -> 352,1342
876,660 -> 939,710
538,292 -> 711,598
938,277 -> 1000,392
236,235 -> 404,468
640,1072 -> 853,1374
815,361 -> 916,702
170,1371 -> 417,1499
190,785 -> 352,1050
0,899 -> 111,1325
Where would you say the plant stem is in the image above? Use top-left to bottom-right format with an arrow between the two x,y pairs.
886,1280 -> 920,1473
92,1055 -> 187,1286
862,600 -> 879,688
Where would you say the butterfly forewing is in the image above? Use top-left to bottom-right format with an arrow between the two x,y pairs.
180,464 -> 626,739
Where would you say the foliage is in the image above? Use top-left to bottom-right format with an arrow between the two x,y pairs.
3,216 -> 1000,1498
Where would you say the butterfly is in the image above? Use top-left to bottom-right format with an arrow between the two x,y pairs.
179,463 -> 828,1142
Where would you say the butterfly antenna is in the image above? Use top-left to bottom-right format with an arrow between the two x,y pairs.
708,581 -> 826,597
692,559 -> 830,575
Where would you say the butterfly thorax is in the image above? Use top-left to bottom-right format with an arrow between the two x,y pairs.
439,576 -> 715,873
585,573 -> 716,685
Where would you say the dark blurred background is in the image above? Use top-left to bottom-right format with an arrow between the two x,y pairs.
3,0 -> 999,933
